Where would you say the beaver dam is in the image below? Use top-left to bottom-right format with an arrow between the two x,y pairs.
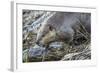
22,10 -> 91,62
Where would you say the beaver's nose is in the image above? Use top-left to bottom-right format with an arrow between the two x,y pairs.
36,41 -> 46,47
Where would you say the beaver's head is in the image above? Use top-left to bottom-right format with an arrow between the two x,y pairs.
36,23 -> 58,47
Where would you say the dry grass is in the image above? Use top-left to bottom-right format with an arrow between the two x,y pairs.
22,10 -> 91,62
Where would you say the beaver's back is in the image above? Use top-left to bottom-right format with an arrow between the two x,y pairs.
46,12 -> 90,33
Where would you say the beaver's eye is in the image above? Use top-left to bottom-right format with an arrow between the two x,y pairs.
42,34 -> 44,37
49,26 -> 53,31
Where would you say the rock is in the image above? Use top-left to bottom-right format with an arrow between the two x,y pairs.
23,45 -> 46,62
49,42 -> 63,49
28,45 -> 45,58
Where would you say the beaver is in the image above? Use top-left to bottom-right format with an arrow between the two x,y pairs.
36,12 -> 91,47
